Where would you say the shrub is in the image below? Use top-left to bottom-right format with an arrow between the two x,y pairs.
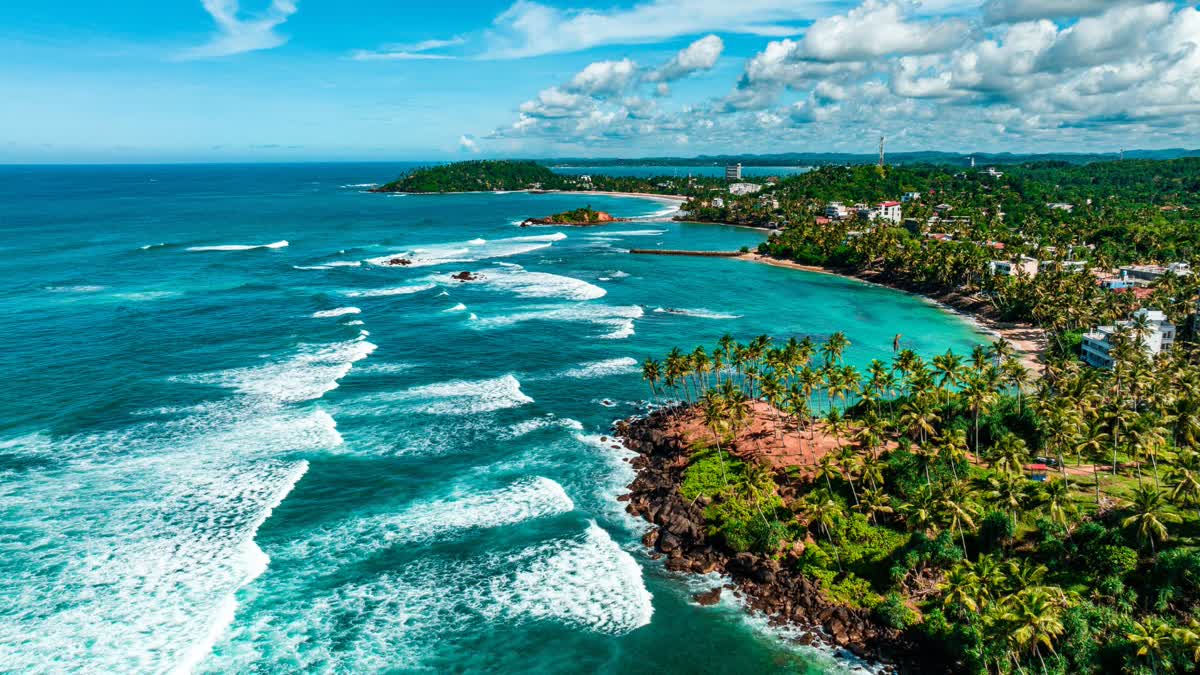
1089,545 -> 1138,579
876,592 -> 916,629
978,509 -> 1015,553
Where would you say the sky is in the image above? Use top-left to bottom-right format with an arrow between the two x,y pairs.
1,0 -> 1198,162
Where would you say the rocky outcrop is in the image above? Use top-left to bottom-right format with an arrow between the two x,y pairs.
451,271 -> 481,282
520,210 -> 620,227
617,411 -> 928,673
384,257 -> 412,266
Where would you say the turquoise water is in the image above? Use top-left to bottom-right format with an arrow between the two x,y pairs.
0,164 -> 986,673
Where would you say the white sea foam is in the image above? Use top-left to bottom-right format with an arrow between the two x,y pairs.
178,334 -> 376,404
474,304 -> 643,339
343,283 -> 435,298
112,290 -> 182,302
505,416 -> 585,438
444,303 -> 468,312
352,362 -> 415,376
652,307 -> 742,320
0,330 -> 366,673
558,357 -> 639,379
295,260 -> 364,270
344,319 -> 364,326
439,266 -> 605,301
489,521 -> 653,634
589,229 -> 666,237
610,271 -> 630,278
187,240 -> 289,252
139,242 -> 168,250
284,477 -> 575,567
312,306 -> 361,319
365,233 -> 565,268
44,285 -> 106,293
383,374 -> 533,415
341,183 -> 378,189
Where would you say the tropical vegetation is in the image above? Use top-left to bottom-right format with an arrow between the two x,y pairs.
642,329 -> 1200,674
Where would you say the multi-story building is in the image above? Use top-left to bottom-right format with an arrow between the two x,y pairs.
725,164 -> 743,181
825,202 -> 850,219
876,201 -> 902,224
1081,309 -> 1175,369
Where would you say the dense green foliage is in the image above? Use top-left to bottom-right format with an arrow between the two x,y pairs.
643,328 -> 1200,673
376,160 -> 564,193
533,206 -> 610,224
376,159 -> 726,196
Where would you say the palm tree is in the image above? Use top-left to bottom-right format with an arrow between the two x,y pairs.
1001,588 -> 1065,673
941,561 -> 980,618
1121,485 -> 1182,553
1169,464 -> 1200,522
963,376 -> 998,451
932,350 -> 964,406
701,390 -> 732,488
1128,618 -> 1173,675
801,488 -> 844,569
857,487 -> 893,524
641,358 -> 662,404
823,331 -> 850,365
938,483 -> 979,555
1039,479 -> 1075,527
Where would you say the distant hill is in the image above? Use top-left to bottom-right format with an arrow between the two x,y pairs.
537,149 -> 1200,168
374,160 -> 565,193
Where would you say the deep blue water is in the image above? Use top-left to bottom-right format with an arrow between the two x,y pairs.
0,163 -> 985,673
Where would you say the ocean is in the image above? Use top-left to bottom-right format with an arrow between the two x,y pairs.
0,163 -> 987,673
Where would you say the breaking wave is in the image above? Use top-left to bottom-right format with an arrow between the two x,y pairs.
187,240 -> 289,252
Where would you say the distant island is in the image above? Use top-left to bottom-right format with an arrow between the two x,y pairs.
521,206 -> 619,227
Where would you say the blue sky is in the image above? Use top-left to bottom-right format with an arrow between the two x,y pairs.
1,1 -> 1198,162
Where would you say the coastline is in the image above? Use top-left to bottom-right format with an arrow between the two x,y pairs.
737,254 -> 1046,374
616,411 -> 917,673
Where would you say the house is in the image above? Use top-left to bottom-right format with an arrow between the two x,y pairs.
1119,262 -> 1192,282
901,192 -> 922,203
729,183 -> 762,196
1039,260 -> 1088,273
876,201 -> 902,224
1081,309 -> 1175,369
711,197 -> 725,208
725,164 -> 743,181
984,167 -> 1004,178
825,202 -> 850,220
989,256 -> 1039,277
1047,203 -> 1074,212
934,204 -> 954,215
854,203 -> 878,221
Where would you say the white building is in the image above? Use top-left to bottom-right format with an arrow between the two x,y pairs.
729,183 -> 762,196
1119,262 -> 1192,282
876,201 -> 902,224
1082,309 -> 1175,369
711,197 -> 725,208
901,192 -> 922,203
825,202 -> 850,219
984,167 -> 1004,178
989,256 -> 1040,277
725,164 -> 743,181
1047,203 -> 1075,212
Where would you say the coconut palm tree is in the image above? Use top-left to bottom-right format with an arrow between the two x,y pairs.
1127,618 -> 1173,675
641,358 -> 662,404
1121,485 -> 1182,553
1001,588 -> 1065,673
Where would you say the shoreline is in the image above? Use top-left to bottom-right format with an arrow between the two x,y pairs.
736,254 -> 1046,374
